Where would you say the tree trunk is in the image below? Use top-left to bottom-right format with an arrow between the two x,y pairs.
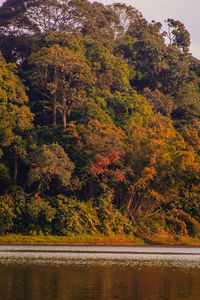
63,111 -> 67,129
62,97 -> 67,129
53,65 -> 58,126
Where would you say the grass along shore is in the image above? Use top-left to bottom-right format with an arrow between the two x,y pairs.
0,233 -> 200,246
0,233 -> 145,246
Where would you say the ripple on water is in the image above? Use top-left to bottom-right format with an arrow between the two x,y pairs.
0,246 -> 200,269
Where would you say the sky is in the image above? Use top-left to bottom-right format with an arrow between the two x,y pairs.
0,0 -> 199,59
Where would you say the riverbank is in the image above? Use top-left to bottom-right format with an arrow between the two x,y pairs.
0,233 -> 145,246
0,233 -> 200,246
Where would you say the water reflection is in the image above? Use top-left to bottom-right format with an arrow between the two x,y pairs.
0,246 -> 200,300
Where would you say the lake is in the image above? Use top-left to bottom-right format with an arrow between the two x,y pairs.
0,245 -> 200,300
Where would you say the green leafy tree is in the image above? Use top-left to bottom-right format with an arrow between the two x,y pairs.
84,39 -> 133,92
115,20 -> 167,91
79,1 -> 119,44
25,196 -> 55,234
164,18 -> 190,52
0,194 -> 15,234
52,195 -> 99,235
29,44 -> 94,128
0,52 -> 33,187
28,143 -> 74,193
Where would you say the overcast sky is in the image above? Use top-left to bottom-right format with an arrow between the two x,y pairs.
0,0 -> 199,58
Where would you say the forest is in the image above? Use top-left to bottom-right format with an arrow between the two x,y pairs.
1,0 -> 200,243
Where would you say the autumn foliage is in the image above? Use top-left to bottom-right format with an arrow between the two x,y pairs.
0,0 -> 200,240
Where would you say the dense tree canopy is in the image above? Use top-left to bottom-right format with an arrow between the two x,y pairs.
0,0 -> 200,241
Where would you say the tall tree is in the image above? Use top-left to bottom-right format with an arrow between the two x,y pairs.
0,0 -> 89,62
0,0 -> 86,34
164,18 -> 190,52
29,43 -> 94,128
0,52 -> 33,187
110,2 -> 142,35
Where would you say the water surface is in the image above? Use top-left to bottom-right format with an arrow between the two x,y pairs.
0,245 -> 200,300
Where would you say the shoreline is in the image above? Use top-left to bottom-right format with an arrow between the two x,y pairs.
0,234 -> 199,246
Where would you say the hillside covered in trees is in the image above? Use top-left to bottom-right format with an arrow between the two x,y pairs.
1,0 -> 200,242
